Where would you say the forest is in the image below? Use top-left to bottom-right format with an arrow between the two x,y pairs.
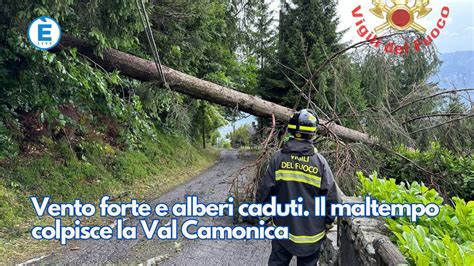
0,0 -> 473,264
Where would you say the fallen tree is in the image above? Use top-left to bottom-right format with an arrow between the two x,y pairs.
55,34 -> 374,145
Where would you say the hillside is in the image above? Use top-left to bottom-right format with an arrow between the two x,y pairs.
434,51 -> 474,89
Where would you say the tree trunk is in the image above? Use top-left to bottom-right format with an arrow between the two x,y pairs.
56,34 -> 374,145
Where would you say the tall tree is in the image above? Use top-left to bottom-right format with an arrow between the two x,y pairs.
260,0 -> 341,107
247,0 -> 277,70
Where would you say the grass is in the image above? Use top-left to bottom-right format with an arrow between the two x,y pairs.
0,131 -> 218,263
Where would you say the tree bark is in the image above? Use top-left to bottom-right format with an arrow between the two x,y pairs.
56,34 -> 374,145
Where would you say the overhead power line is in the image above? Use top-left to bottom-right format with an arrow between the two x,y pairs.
135,0 -> 169,88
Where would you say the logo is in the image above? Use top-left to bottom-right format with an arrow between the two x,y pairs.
351,1 -> 450,55
28,16 -> 62,50
371,0 -> 431,33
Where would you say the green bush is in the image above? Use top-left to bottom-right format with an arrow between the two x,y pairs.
220,141 -> 231,149
226,124 -> 251,148
380,142 -> 474,200
0,132 -> 213,229
358,172 -> 474,265
0,121 -> 18,160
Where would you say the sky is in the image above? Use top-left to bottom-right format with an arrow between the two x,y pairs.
270,0 -> 474,53
219,116 -> 256,139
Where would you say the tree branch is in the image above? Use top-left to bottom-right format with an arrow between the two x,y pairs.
409,113 -> 474,134
402,113 -> 469,125
392,88 -> 474,114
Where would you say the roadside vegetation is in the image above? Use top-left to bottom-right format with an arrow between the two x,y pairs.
226,124 -> 260,149
0,131 -> 217,262
358,172 -> 474,265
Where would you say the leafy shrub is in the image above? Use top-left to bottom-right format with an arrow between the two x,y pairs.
0,121 -> 18,160
380,142 -> 474,200
0,183 -> 22,229
226,124 -> 252,148
0,132 -> 214,229
221,141 -> 231,149
358,172 -> 474,265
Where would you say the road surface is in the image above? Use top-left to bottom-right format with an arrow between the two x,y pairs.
30,150 -> 274,265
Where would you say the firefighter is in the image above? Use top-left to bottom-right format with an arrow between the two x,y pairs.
256,109 -> 341,266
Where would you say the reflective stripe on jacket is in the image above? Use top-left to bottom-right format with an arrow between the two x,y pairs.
256,138 -> 341,257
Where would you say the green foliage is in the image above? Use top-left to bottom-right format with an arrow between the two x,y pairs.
0,0 -> 255,154
1,46 -> 154,148
380,142 -> 474,200
350,37 -> 447,147
245,0 -> 277,71
226,124 -> 253,148
0,183 -> 22,230
220,140 -> 231,149
417,94 -> 474,155
254,0 -> 374,135
0,121 -> 18,159
260,0 -> 342,106
0,131 -> 214,229
188,102 -> 228,145
358,41 -> 439,111
151,0 -> 258,94
2,0 -> 143,50
358,172 -> 474,265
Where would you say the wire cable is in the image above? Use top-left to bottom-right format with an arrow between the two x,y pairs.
135,0 -> 169,88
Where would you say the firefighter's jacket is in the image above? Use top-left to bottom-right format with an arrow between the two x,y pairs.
256,138 -> 341,257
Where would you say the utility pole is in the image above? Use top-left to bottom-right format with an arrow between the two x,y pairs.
202,106 -> 206,149
232,113 -> 236,148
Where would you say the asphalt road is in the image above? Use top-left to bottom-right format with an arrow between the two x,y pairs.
30,150 -> 273,265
